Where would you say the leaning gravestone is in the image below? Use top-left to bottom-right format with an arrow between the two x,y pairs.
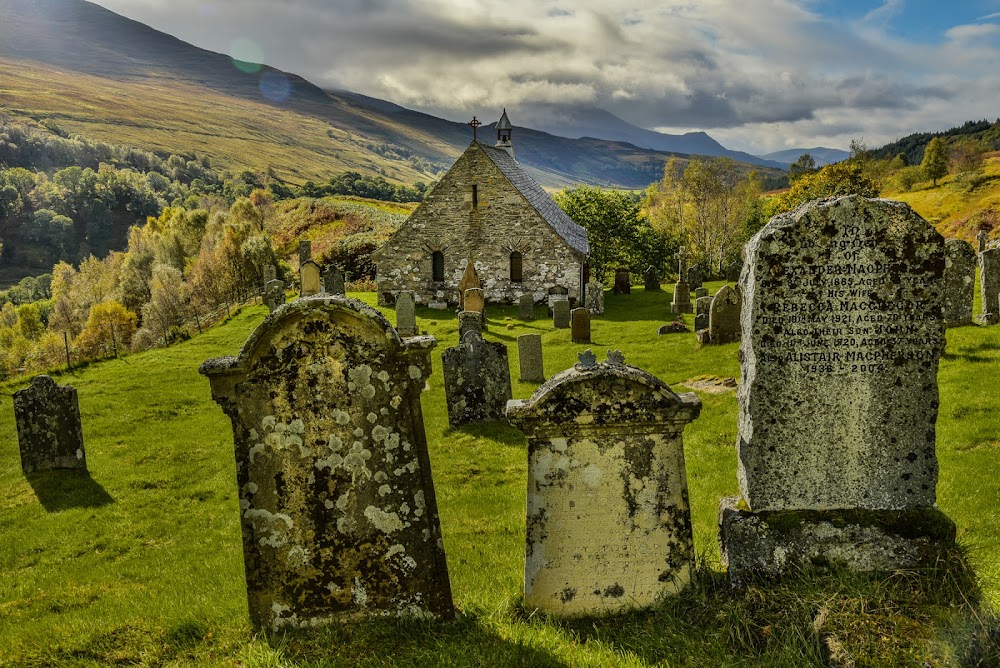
14,375 -> 86,475
519,294 -> 535,320
395,290 -> 418,337
586,280 -> 604,315
706,285 -> 741,344
298,239 -> 312,265
264,279 -> 285,313
200,296 -> 453,630
324,266 -> 346,295
719,196 -> 954,586
442,329 -> 512,427
943,239 -> 976,326
571,308 -> 591,343
979,247 -> 1000,325
507,349 -> 702,617
517,334 -> 545,383
644,266 -> 660,291
300,259 -> 322,297
613,268 -> 630,294
552,299 -> 571,328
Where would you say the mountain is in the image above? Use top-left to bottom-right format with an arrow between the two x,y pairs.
0,0 -> 784,189
759,147 -> 850,167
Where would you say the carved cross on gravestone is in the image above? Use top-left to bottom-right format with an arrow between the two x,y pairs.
675,246 -> 688,279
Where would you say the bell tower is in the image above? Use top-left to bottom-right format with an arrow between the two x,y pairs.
495,108 -> 514,160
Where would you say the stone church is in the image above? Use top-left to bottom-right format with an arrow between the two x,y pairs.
373,110 -> 589,306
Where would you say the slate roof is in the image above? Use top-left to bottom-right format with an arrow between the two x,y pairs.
496,109 -> 513,131
477,142 -> 590,256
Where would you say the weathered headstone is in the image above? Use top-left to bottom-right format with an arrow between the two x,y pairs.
458,257 -> 482,309
571,308 -> 591,343
687,264 -> 704,289
719,196 -> 954,586
696,296 -> 712,317
324,266 -> 346,295
517,334 -> 545,383
264,279 -> 286,314
694,313 -> 708,331
979,247 -> 1000,325
706,285 -> 741,344
613,268 -> 630,295
507,349 -> 702,617
519,294 -> 535,320
298,239 -> 312,266
943,239 -> 976,326
200,296 -> 453,630
442,329 -> 512,427
14,375 -> 86,475
644,266 -> 660,291
978,229 -> 989,253
457,310 -> 484,339
300,259 -> 322,297
552,299 -> 571,328
586,280 -> 604,315
395,290 -> 418,337
694,287 -> 708,300
263,264 -> 277,285
464,288 -> 485,315
671,247 -> 693,314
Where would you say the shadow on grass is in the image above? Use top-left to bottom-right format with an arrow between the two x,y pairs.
447,421 -> 526,448
26,469 -> 114,512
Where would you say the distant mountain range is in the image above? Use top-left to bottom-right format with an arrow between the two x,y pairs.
0,0 -> 789,189
758,147 -> 850,167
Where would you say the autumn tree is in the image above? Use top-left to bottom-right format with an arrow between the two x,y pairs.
921,137 -> 949,186
788,153 -> 817,182
73,300 -> 138,359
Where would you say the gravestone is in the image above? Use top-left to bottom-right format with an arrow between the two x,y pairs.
719,196 -> 954,586
571,308 -> 591,343
979,247 -> 1000,325
696,296 -> 712,317
613,268 -> 630,295
694,313 -> 708,331
695,287 -> 708,300
687,264 -> 704,289
324,266 -> 346,295
671,247 -> 693,314
464,288 -> 485,315
395,290 -> 418,337
978,229 -> 989,253
457,310 -> 484,339
264,264 -> 277,285
519,294 -> 535,320
943,239 -> 976,326
707,285 -> 741,344
300,259 -> 322,297
14,375 -> 86,475
200,296 -> 453,630
507,349 -> 702,617
517,334 -> 545,383
547,286 -> 569,312
442,329 -> 512,427
264,279 -> 286,314
552,299 -> 571,328
458,257 -> 482,309
644,266 -> 660,291
586,280 -> 605,315
298,239 -> 312,265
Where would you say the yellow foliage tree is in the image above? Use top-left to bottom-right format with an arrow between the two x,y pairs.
73,300 -> 138,360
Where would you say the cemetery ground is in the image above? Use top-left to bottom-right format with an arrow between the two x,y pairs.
1,285 -> 998,667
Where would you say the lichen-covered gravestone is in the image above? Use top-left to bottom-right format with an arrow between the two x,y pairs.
507,350 -> 702,617
613,268 -> 630,294
464,288 -> 485,315
552,299 -> 571,328
200,296 -> 453,630
458,310 -> 485,338
519,294 -> 535,320
943,239 -> 975,326
518,333 -> 545,383
696,295 -> 712,317
571,308 -> 591,343
458,258 -> 482,309
264,279 -> 286,314
395,290 -> 418,337
298,239 -> 312,265
687,264 -> 704,289
324,266 -> 346,295
644,266 -> 660,291
300,259 -> 322,297
586,280 -> 604,315
441,329 -> 512,427
706,285 -> 741,344
978,229 -> 989,252
14,375 -> 86,475
979,247 -> 1000,325
670,247 -> 693,314
264,264 -> 277,285
719,196 -> 954,586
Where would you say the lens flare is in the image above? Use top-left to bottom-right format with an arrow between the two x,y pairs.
230,37 -> 263,74
260,71 -> 292,103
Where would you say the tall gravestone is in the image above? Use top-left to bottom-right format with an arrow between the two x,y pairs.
464,288 -> 485,315
687,264 -> 704,290
395,290 -> 418,337
507,349 -> 702,617
552,299 -> 571,328
719,196 -> 954,585
300,260 -> 322,297
200,296 -> 453,630
442,330 -> 512,427
14,375 -> 86,475
670,247 -> 693,314
586,280 -> 604,315
264,279 -> 286,314
644,266 -> 660,291
458,257 -> 481,309
613,269 -> 630,295
298,240 -> 312,266
978,229 -> 989,253
517,333 -> 545,383
706,285 -> 741,344
943,239 -> 976,326
571,308 -> 591,343
979,247 -> 1000,325
694,286 -> 708,300
695,296 -> 712,332
324,266 -> 346,295
519,294 -> 535,320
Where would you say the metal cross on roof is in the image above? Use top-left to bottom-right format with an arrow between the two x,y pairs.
468,116 -> 482,141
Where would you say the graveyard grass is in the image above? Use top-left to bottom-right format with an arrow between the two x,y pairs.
1,284 -> 998,667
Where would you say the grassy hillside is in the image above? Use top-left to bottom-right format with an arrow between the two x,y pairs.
0,285 -> 997,666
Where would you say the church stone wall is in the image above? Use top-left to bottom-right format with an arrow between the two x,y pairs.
375,144 -> 585,306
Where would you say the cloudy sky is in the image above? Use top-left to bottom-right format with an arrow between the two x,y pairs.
89,0 -> 1000,154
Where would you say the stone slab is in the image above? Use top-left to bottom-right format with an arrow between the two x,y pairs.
644,266 -> 660,290
395,290 -> 418,337
585,280 -> 604,315
517,333 -> 545,383
979,247 -> 1000,324
613,269 -> 630,294
519,294 -> 535,320
442,330 -> 512,427
707,285 -> 741,345
943,239 -> 975,326
552,299 -> 571,328
571,308 -> 591,343
300,260 -> 321,297
14,375 -> 86,474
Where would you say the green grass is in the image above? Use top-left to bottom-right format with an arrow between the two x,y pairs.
0,284 -> 998,667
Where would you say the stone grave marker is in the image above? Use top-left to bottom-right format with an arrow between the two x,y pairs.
14,375 -> 86,475
517,334 -> 545,383
298,239 -> 312,265
719,195 -> 954,586
978,229 -> 989,252
696,295 -> 712,317
687,264 -> 704,289
458,310 -> 485,339
442,329 -> 512,427
979,247 -> 1000,324
644,266 -> 660,290
519,294 -> 535,320
706,285 -> 741,344
464,288 -> 485,315
694,313 -> 708,331
943,239 -> 975,326
552,299 -> 571,328
586,280 -> 604,315
458,257 -> 482,309
264,279 -> 286,314
264,264 -> 277,284
613,268 -> 630,294
324,266 -> 346,295
694,287 -> 708,300
200,296 -> 453,630
507,349 -> 702,617
571,308 -> 591,343
395,290 -> 418,337
671,247 -> 693,314
300,259 -> 322,297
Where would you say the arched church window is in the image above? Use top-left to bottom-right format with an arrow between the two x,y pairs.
510,251 -> 523,283
432,251 -> 444,282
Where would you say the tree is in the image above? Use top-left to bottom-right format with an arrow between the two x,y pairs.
949,139 -> 985,175
788,153 -> 817,183
921,137 -> 949,186
73,300 -> 137,359
769,161 -> 880,216
16,303 -> 44,341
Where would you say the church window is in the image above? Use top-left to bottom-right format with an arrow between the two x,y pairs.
472,184 -> 478,209
510,251 -> 523,283
432,251 -> 444,282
